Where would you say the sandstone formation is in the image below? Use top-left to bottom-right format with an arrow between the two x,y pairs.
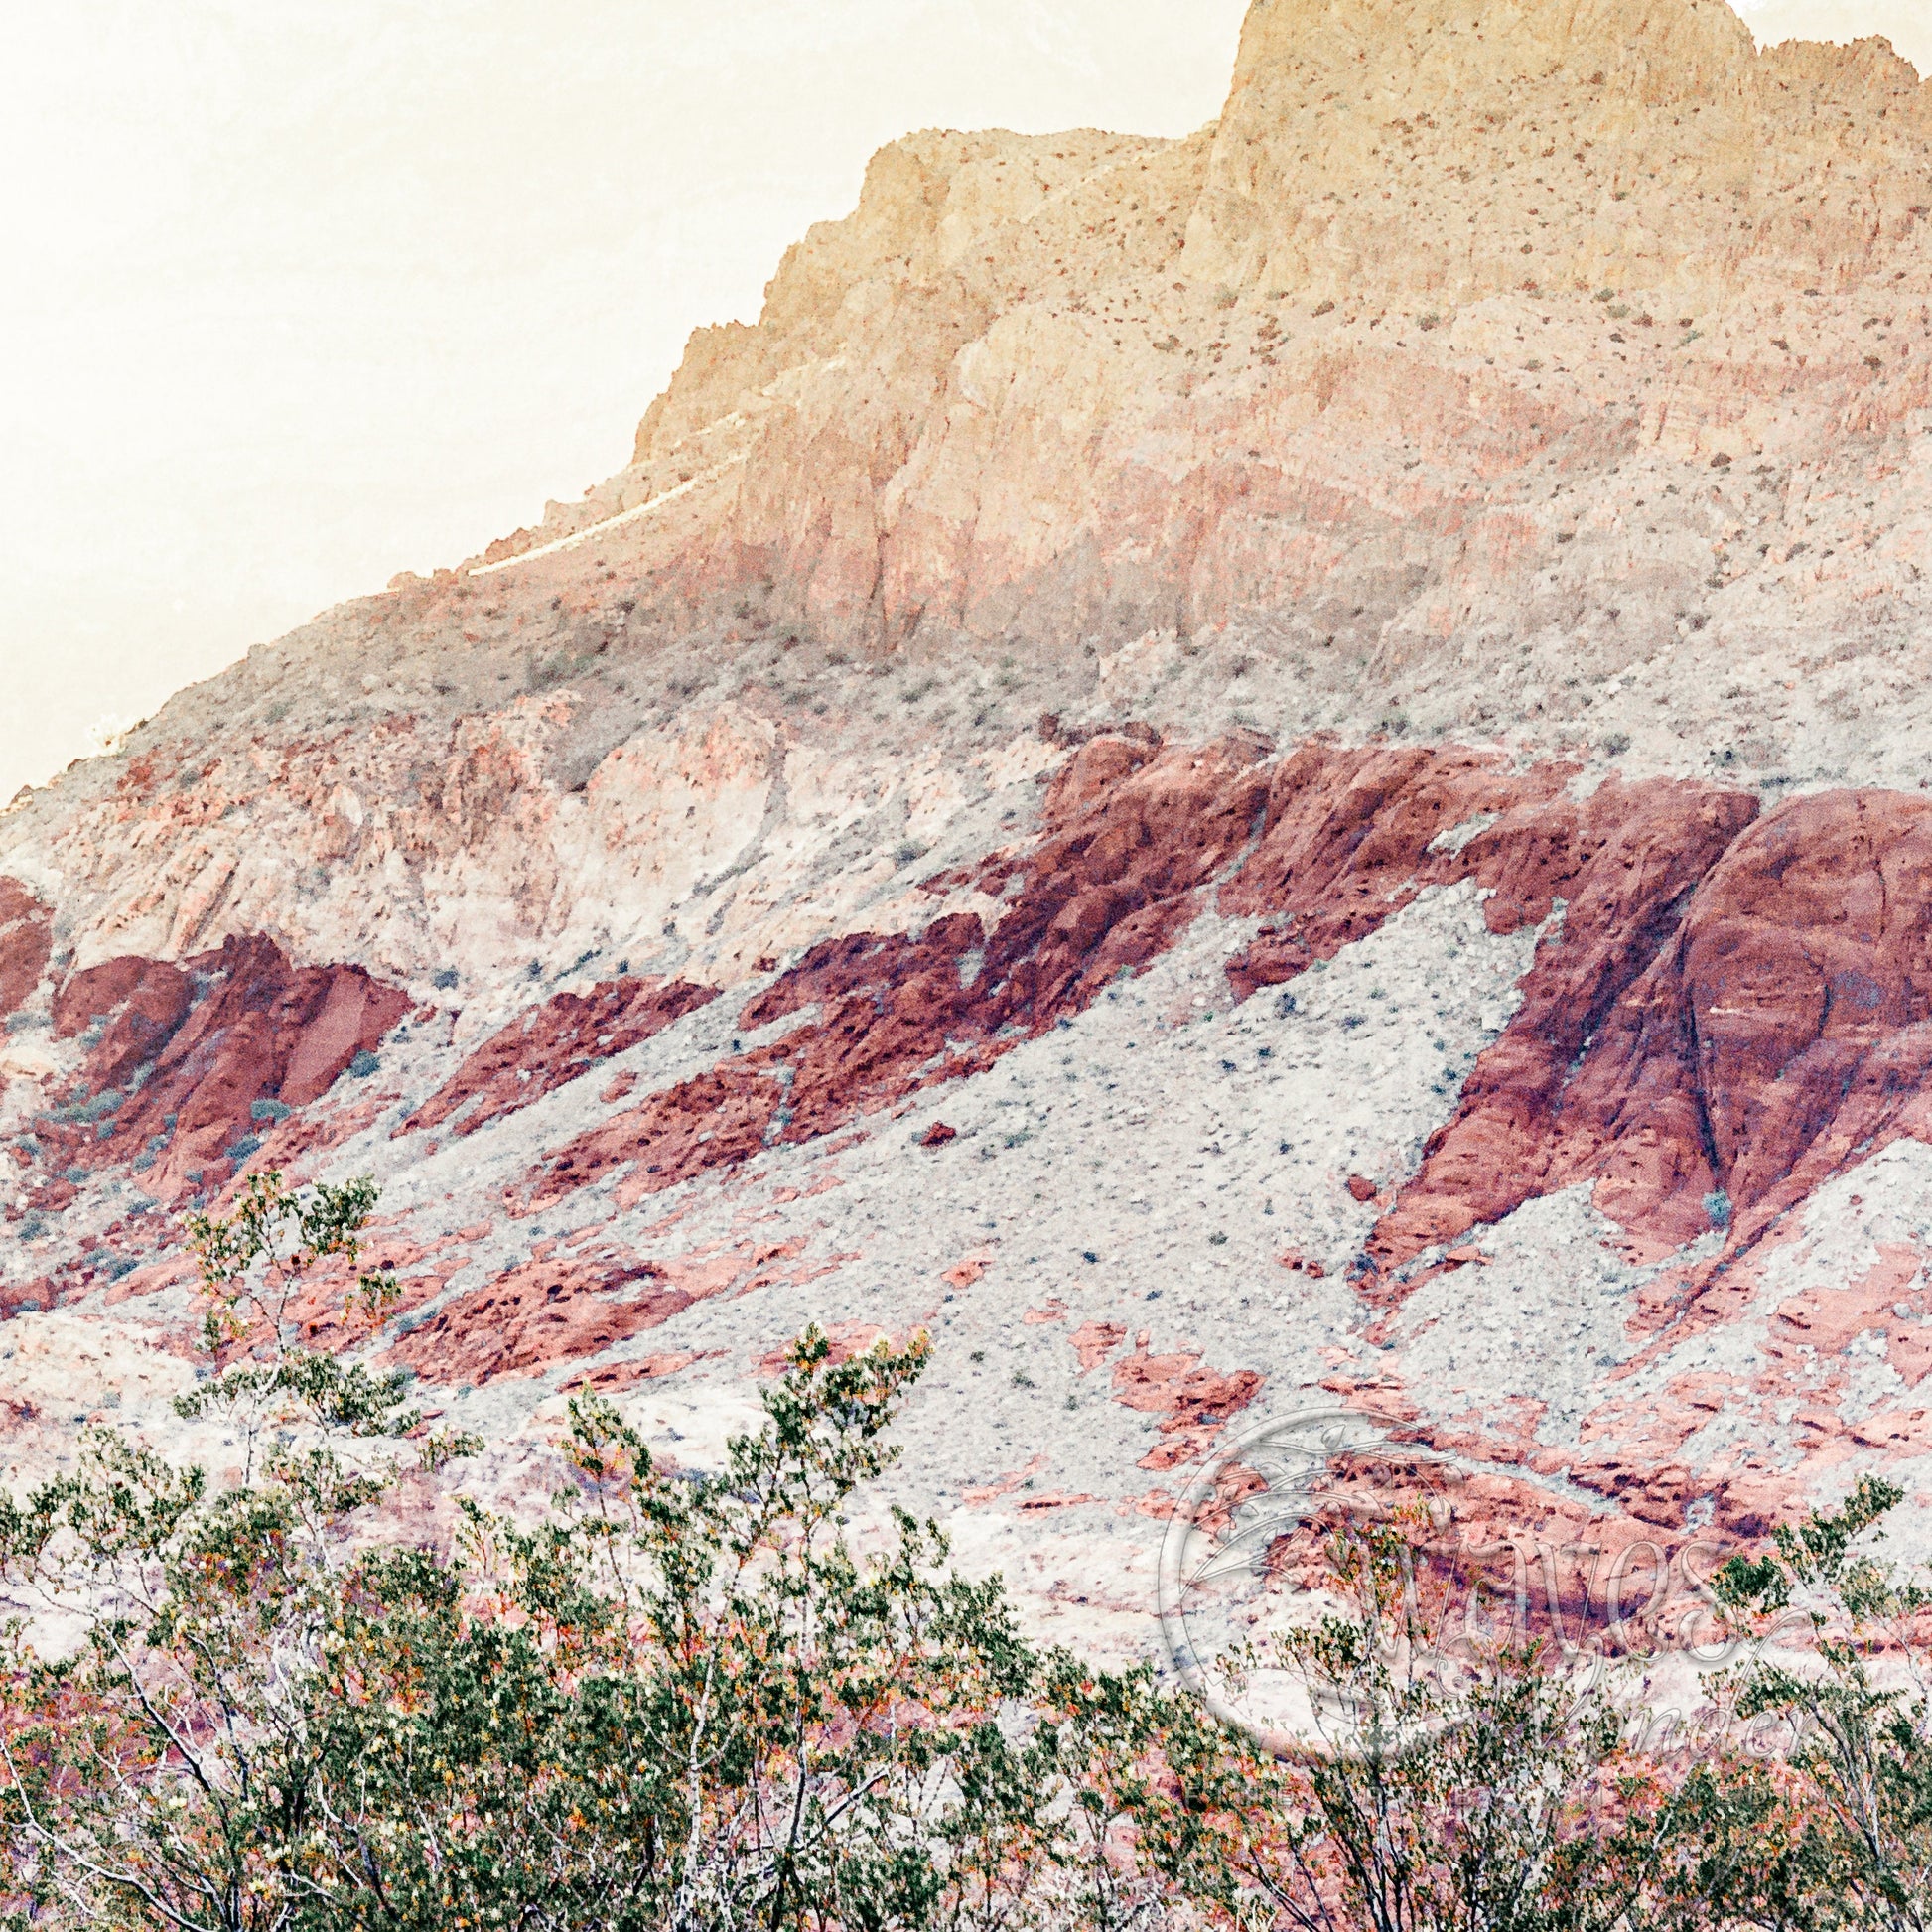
0,882 -> 50,1021
7,0 -> 1932,1651
405,975 -> 717,1140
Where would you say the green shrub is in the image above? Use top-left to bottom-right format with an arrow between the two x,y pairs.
4,1182 -> 1929,1931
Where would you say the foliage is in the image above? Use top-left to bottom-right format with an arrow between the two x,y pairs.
0,1173 -> 472,1932
1128,1508 -> 1692,1932
175,1172 -> 426,1484
284,1335 -> 1056,1932
8,1178 -> 1932,1932
0,1431 -> 334,1931
1679,1480 -> 1932,1932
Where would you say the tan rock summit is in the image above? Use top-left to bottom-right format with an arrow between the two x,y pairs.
1188,0 -> 1924,299
466,0 -> 1932,750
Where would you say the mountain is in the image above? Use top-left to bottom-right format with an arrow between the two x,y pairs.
6,0 -> 1932,1644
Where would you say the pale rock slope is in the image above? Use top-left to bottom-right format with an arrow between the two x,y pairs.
7,0 -> 1932,1652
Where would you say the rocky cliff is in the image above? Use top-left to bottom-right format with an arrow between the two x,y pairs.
7,0 -> 1932,1648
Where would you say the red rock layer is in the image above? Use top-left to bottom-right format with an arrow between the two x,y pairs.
386,1251 -> 689,1385
0,879 -> 52,1018
1240,1447 -> 1715,1652
404,974 -> 717,1139
53,957 -> 196,1091
1217,751 -> 1770,1268
518,733 -> 1274,1208
39,739 -> 1932,1387
36,935 -> 409,1202
516,735 -> 1766,1219
1108,1336 -> 1266,1471
1439,790 -> 1932,1259
1218,744 -> 1752,998
1216,742 -> 1756,1272
563,1351 -> 707,1395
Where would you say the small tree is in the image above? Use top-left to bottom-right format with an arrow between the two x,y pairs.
1688,1477 -> 1932,1932
0,1173 -> 451,1932
0,1183 -> 1106,1932
1136,1507 -> 1697,1932
176,1172 -> 421,1483
284,1333 -> 1058,1931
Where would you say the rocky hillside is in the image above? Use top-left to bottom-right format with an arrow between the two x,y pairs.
7,0 -> 1932,1650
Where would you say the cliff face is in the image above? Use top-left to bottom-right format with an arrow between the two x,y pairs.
7,0 -> 1932,1642
1184,0 -> 1931,298
585,0 -> 1932,677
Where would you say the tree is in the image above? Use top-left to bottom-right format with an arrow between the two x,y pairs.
0,1177 -> 1087,1931
175,1171 -> 425,1482
1129,1505 -> 1703,1932
0,1173 -> 457,1932
1682,1478 -> 1932,1932
284,1336 -> 1057,1932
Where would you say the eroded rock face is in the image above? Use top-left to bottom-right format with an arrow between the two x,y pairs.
512,0 -> 1932,688
1365,790 -> 1932,1275
405,975 -> 718,1140
33,936 -> 410,1208
0,880 -> 51,1019
53,957 -> 195,1091
1182,0 -> 1930,301
8,718 -> 1932,1643
1524,791 -> 1932,1252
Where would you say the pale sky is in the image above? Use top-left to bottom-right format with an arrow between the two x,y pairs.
0,1 -> 1920,802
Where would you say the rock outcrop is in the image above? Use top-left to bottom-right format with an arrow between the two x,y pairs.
405,975 -> 718,1141
29,937 -> 410,1208
0,881 -> 50,1020
7,0 -> 1932,1648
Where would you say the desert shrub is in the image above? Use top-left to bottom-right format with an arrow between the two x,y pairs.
0,1177 -> 1126,1930
5,1180 -> 1931,1932
0,1173 -> 437,1932
1129,1508 -> 1700,1932
1672,1477 -> 1932,1932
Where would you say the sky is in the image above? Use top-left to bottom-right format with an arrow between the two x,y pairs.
0,1 -> 1922,804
